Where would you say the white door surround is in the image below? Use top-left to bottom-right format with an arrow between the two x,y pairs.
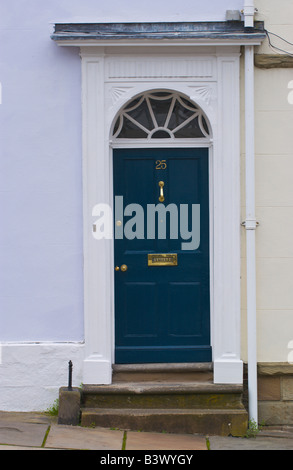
78,44 -> 244,385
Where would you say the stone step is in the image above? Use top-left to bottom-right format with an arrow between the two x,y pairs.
81,382 -> 245,410
112,363 -> 213,383
80,407 -> 248,437
79,364 -> 248,437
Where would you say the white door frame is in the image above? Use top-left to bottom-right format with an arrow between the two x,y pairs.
79,45 -> 244,385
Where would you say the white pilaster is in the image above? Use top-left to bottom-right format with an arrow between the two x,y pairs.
82,52 -> 113,384
213,55 -> 243,384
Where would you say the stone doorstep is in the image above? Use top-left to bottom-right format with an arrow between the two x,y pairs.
81,382 -> 245,411
79,381 -> 247,436
81,408 -> 248,437
112,363 -> 213,372
58,364 -> 247,437
113,372 -> 214,383
112,363 -> 213,375
82,382 -> 244,395
112,363 -> 214,383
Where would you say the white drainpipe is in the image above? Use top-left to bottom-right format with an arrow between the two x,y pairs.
243,0 -> 258,425
243,0 -> 256,28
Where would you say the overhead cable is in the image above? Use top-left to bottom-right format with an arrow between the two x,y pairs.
265,29 -> 293,58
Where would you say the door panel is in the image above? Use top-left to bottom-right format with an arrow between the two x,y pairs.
167,282 -> 202,338
123,282 -> 158,338
114,148 -> 211,364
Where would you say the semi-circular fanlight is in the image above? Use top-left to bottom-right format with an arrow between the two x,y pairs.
113,91 -> 210,140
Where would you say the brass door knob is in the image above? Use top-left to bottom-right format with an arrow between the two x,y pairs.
121,265 -> 128,272
115,266 -> 120,272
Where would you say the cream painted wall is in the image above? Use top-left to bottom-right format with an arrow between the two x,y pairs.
241,0 -> 293,363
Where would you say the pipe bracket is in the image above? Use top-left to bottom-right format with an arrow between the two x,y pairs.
241,220 -> 259,230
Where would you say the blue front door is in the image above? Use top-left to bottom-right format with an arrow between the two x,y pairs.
114,148 -> 211,364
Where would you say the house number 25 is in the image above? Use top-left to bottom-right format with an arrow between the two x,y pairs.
156,160 -> 167,170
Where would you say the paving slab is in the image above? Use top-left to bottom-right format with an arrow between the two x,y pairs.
0,412 -> 50,425
45,424 -> 124,450
0,445 -> 53,451
1,414 -> 293,451
126,431 -> 207,450
0,421 -> 49,448
259,426 -> 293,439
209,436 -> 293,450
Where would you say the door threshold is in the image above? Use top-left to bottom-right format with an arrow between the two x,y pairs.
113,363 -> 213,372
112,363 -> 214,384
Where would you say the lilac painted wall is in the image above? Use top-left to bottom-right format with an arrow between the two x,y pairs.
0,3 -> 84,341
0,0 -> 243,342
